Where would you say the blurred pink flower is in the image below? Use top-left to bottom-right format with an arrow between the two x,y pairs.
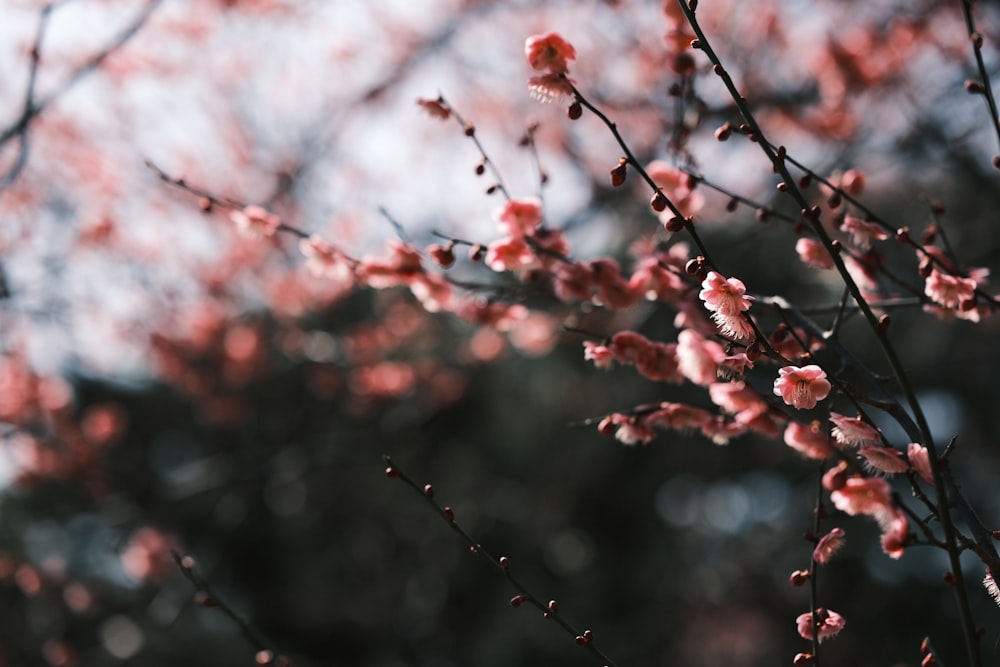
121,527 -> 175,583
906,443 -> 934,485
583,341 -> 614,369
841,214 -> 890,248
813,527 -> 846,564
229,205 -> 280,240
879,508 -> 909,559
795,237 -> 834,270
773,365 -> 831,409
783,421 -> 835,460
796,608 -> 846,642
646,402 -> 713,431
485,237 -> 534,272
646,160 -> 705,219
601,413 -> 655,446
299,235 -> 353,283
676,329 -> 726,386
924,268 -> 976,309
493,197 -> 543,238
525,32 -> 577,74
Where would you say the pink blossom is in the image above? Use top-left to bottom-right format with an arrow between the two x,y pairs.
229,205 -> 280,240
583,341 -> 614,369
700,271 -> 751,315
768,325 -> 810,360
646,160 -> 705,219
485,237 -> 535,272
700,417 -> 748,445
609,331 -> 653,365
857,445 -> 909,475
830,476 -> 892,517
628,256 -> 684,302
740,409 -> 786,438
879,508 -> 909,559
525,32 -> 577,74
635,342 -> 682,382
773,365 -> 831,410
718,352 -> 753,378
121,527 -> 176,583
784,421 -> 835,460
508,312 -> 558,357
924,268 -> 976,309
455,298 -> 527,331
590,258 -> 639,309
528,73 -> 576,103
709,382 -> 769,423
712,312 -> 756,341
906,443 -> 934,485
822,461 -> 850,491
530,227 -> 570,268
796,608 -> 846,642
493,197 -> 543,238
553,262 -> 594,301
358,240 -> 423,288
676,329 -> 726,386
985,571 -> 1000,607
601,413 -> 655,445
299,235 -> 353,283
646,402 -> 713,431
409,273 -> 454,313
830,412 -> 881,447
841,214 -> 890,248
795,237 -> 834,270
813,527 -> 846,564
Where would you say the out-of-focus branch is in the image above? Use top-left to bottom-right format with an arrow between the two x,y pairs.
170,551 -> 295,667
0,0 -> 163,190
957,0 -> 1000,159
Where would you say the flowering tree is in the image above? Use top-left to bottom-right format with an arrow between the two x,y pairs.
2,0 -> 1000,665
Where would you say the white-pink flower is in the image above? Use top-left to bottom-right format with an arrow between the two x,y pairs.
699,271 -> 752,315
906,443 -> 934,485
230,205 -> 280,240
773,365 -> 831,410
857,445 -> 909,475
985,571 -> 1000,607
841,214 -> 890,248
299,235 -> 353,282
830,412 -> 881,447
924,268 -> 976,309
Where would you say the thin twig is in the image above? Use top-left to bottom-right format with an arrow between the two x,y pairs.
382,455 -> 620,667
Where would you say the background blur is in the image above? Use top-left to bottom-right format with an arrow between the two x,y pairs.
2,0 -> 1000,666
